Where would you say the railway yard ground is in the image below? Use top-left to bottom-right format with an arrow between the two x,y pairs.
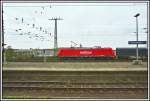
2,62 -> 148,99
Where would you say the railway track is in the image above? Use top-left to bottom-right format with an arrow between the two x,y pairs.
3,71 -> 147,78
3,86 -> 147,90
3,70 -> 148,99
3,86 -> 147,99
3,71 -> 147,82
3,81 -> 147,88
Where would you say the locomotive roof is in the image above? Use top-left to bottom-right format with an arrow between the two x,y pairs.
58,47 -> 112,49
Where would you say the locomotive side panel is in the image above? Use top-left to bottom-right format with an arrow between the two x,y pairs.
57,48 -> 116,58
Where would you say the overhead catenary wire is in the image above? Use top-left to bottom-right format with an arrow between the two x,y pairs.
3,10 -> 53,42
3,3 -> 147,49
4,5 -> 52,7
3,3 -> 147,7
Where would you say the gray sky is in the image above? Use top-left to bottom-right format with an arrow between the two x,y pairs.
3,3 -> 148,49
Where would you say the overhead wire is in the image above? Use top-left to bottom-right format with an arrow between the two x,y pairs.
3,3 -> 147,47
3,3 -> 146,7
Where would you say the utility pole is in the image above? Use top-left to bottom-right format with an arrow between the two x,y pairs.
48,17 -> 63,56
143,28 -> 148,49
43,49 -> 46,62
134,13 -> 140,61
2,5 -> 6,64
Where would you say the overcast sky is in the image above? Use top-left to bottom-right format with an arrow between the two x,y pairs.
3,3 -> 148,49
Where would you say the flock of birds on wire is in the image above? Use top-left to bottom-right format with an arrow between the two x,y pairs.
12,6 -> 53,42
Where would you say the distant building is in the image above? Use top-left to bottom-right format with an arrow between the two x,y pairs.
13,49 -> 54,57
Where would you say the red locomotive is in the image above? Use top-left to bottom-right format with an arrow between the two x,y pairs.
57,47 -> 116,60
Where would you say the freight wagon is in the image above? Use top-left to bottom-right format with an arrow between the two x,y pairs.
116,48 -> 148,60
57,47 -> 116,61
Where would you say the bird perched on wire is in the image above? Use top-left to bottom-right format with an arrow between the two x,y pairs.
40,27 -> 42,31
15,17 -> 18,20
21,17 -> 24,23
32,24 -> 35,28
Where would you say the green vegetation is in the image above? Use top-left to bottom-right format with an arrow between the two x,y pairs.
5,46 -> 57,62
3,96 -> 33,99
3,62 -> 147,69
3,62 -> 147,99
5,46 -> 16,61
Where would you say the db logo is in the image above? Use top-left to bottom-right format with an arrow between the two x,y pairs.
80,51 -> 92,55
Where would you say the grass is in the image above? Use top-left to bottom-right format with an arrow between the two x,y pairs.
3,62 -> 147,70
3,95 -> 104,99
3,70 -> 147,83
3,76 -> 147,83
2,62 -> 148,99
3,95 -> 33,99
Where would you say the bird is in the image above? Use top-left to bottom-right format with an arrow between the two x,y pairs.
40,27 -> 42,31
15,18 -> 18,20
21,17 -> 24,23
32,24 -> 35,28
